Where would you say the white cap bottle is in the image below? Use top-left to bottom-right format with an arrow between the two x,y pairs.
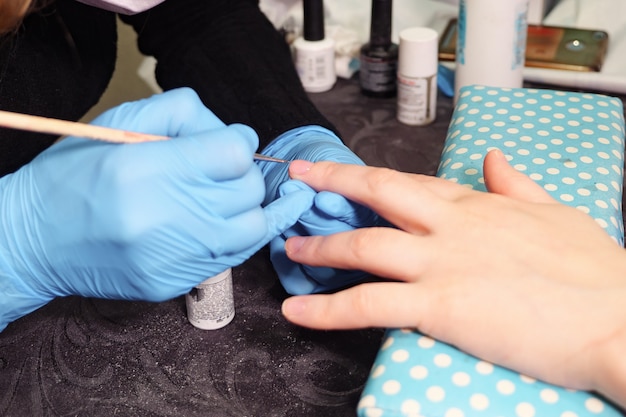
454,0 -> 529,102
293,0 -> 336,93
396,27 -> 439,126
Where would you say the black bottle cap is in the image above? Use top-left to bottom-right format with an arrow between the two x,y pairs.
303,0 -> 325,41
370,0 -> 393,48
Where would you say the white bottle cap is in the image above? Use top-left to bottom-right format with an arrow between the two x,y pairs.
398,27 -> 439,78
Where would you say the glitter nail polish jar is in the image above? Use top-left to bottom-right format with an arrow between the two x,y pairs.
186,268 -> 235,330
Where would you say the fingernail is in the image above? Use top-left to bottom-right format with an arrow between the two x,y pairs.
489,148 -> 504,159
285,236 -> 306,255
282,297 -> 307,316
289,160 -> 314,175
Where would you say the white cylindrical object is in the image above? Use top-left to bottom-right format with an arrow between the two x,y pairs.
294,37 -> 337,93
454,0 -> 529,101
186,268 -> 235,330
396,27 -> 439,126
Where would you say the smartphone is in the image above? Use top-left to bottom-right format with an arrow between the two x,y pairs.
438,18 -> 609,72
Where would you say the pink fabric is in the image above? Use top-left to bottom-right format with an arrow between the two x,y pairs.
75,0 -> 165,14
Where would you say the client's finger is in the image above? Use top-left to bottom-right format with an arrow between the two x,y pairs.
285,227 -> 429,281
483,149 -> 555,203
289,161 -> 453,232
281,282 -> 428,330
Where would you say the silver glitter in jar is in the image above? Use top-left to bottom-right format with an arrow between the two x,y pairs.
186,268 -> 235,330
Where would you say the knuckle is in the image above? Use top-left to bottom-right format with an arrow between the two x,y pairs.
348,228 -> 379,259
174,86 -> 201,103
348,285 -> 377,318
365,167 -> 401,194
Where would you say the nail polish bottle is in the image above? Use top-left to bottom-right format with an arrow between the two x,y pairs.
186,268 -> 235,330
359,0 -> 398,98
396,27 -> 438,126
293,0 -> 336,93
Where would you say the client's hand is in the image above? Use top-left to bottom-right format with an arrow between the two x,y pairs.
257,126 -> 377,295
280,150 -> 626,407
0,88 -> 313,330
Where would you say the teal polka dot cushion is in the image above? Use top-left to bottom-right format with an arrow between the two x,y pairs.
440,86 -> 625,245
357,86 -> 625,417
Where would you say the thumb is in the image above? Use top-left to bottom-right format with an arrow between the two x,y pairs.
169,124 -> 259,181
483,149 -> 555,203
230,189 -> 314,267
261,188 -> 315,242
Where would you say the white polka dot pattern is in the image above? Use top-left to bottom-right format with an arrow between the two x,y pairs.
357,86 -> 625,417
438,86 -> 625,245
357,330 -> 622,417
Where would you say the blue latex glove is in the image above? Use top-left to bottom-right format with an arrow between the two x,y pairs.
257,126 -> 378,295
0,88 -> 314,331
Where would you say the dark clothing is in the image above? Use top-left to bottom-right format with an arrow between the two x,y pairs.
0,0 -> 335,177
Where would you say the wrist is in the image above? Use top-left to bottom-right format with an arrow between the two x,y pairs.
0,253 -> 52,332
0,177 -> 54,332
593,301 -> 626,408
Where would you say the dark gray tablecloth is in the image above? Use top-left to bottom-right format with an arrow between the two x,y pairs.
1,77 -> 623,416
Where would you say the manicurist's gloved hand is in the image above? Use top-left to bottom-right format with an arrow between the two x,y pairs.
257,126 -> 377,295
0,88 -> 313,331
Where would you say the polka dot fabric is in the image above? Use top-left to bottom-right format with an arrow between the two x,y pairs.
439,86 -> 625,245
357,86 -> 625,417
358,330 -> 622,417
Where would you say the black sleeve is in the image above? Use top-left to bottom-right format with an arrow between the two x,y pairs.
120,0 -> 338,148
0,0 -> 117,176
